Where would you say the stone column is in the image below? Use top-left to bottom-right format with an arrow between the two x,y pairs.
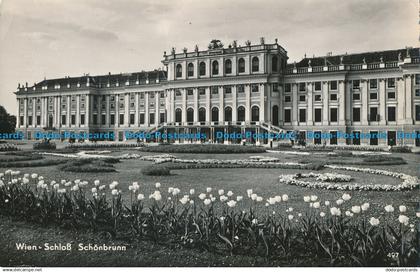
218,86 -> 224,122
338,80 -> 346,125
206,87 -> 211,123
259,84 -> 265,122
322,82 -> 329,125
66,96 -> 71,127
307,82 -> 313,125
361,80 -> 368,125
405,75 -> 413,124
292,83 -> 298,125
106,95 -> 110,127
232,85 -> 237,122
345,81 -> 351,125
155,92 -> 160,126
33,98 -> 36,127
76,95 -> 81,127
144,93 -> 149,126
23,98 -> 28,127
193,88 -> 198,123
86,94 -> 90,127
245,84 -> 251,122
124,93 -> 129,126
379,79 -> 386,125
115,94 -> 120,127
135,93 -> 139,126
397,78 -> 405,123
182,89 -> 187,124
16,98 -> 21,128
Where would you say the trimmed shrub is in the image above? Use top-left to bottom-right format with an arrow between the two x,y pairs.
33,141 -> 56,150
141,144 -> 266,154
59,158 -> 116,172
389,146 -> 412,153
141,165 -> 171,176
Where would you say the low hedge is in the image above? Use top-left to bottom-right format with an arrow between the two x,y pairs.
141,144 -> 266,154
162,162 -> 324,171
58,158 -> 116,172
0,159 -> 66,168
141,165 -> 171,176
33,141 -> 56,150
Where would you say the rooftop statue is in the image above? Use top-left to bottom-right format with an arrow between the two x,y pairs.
208,39 -> 224,49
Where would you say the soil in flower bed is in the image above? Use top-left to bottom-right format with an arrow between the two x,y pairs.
0,216 -> 320,267
140,144 -> 266,154
58,158 -> 117,173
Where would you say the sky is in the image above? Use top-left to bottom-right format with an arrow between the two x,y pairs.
0,0 -> 419,115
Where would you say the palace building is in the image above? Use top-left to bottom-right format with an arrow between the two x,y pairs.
14,38 -> 420,146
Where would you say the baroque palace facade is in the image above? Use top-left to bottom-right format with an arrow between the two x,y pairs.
14,38 -> 420,146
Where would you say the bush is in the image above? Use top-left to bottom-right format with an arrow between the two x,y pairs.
59,158 -> 116,172
141,144 -> 266,154
0,159 -> 65,168
141,165 -> 171,176
362,156 -> 406,165
33,141 -> 56,150
0,144 -> 19,152
389,146 -> 412,153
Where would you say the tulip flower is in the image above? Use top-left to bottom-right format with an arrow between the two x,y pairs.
206,187 -> 212,193
399,205 -> 407,213
203,199 -> 211,205
189,189 -> 195,195
227,191 -> 233,197
320,212 -> 326,217
218,189 -> 224,196
236,196 -> 243,202
303,196 -> 310,202
351,206 -> 361,214
137,194 -> 145,201
227,200 -> 237,208
384,205 -> 394,213
398,215 -> 409,225
155,182 -> 161,189
282,194 -> 289,202
94,180 -> 100,186
369,217 -> 380,226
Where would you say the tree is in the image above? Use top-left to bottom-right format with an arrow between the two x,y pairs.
208,39 -> 223,50
0,106 -> 16,133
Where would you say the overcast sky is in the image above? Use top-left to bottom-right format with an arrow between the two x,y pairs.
0,0 -> 418,114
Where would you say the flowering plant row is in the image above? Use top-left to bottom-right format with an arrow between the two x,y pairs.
0,169 -> 418,266
279,165 -> 419,191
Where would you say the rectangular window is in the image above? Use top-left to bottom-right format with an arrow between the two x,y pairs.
199,88 -> 206,95
314,82 -> 321,91
352,131 -> 361,145
285,96 -> 291,102
369,92 -> 378,100
416,74 -> 420,85
93,114 -> 97,125
388,91 -> 396,99
28,116 -> 33,126
272,83 -> 279,93
284,109 -> 291,122
211,86 -> 218,95
237,85 -> 245,93
80,114 -> 85,125
369,107 -> 378,121
187,88 -> 194,96
140,93 -> 144,99
415,89 -> 420,97
330,131 -> 337,145
416,105 -> 420,121
110,114 -> 115,125
299,83 -> 306,92
387,78 -> 395,88
314,94 -> 321,101
139,113 -> 145,124
285,84 -> 291,93
299,95 -> 306,102
36,116 -> 41,126
20,116 -> 24,126
102,114 -> 106,125
352,108 -> 360,122
130,114 -> 135,125
330,94 -> 337,101
175,90 -> 182,96
299,109 -> 306,122
330,81 -> 337,90
224,86 -> 232,94
330,108 -> 338,122
369,79 -> 378,89
119,114 -> 124,125
314,108 -> 322,122
370,131 -> 379,145
71,115 -> 76,125
353,80 -> 360,89
313,131 -> 322,145
387,106 -> 396,122
149,113 -> 155,124
160,113 -> 165,124
353,93 -> 360,100
251,84 -> 259,93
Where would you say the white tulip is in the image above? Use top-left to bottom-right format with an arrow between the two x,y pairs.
310,195 -> 318,202
313,202 -> 320,209
251,218 -> 258,225
351,206 -> 361,214
227,191 -> 233,197
288,215 -> 294,220
198,193 -> 206,200
342,193 -> 351,201
111,189 -> 118,196
275,195 -> 282,202
189,200 -> 194,205
369,217 -> 380,226
361,203 -> 370,211
256,196 -> 263,202
94,180 -> 100,186
137,194 -> 145,201
398,215 -> 409,225
282,194 -> 289,202
203,198 -> 211,205
91,188 -> 97,194
345,211 -> 353,217
246,189 -> 253,197
172,188 -> 180,196
303,196 -> 310,202
179,197 -> 189,205
320,212 -> 326,217
155,182 -> 161,189
336,199 -> 344,205
168,187 -> 174,193
227,200 -> 237,208
384,205 -> 394,213
416,212 -> 420,218
251,194 -> 258,201
236,196 -> 243,202
399,205 -> 407,213
218,189 -> 224,196
189,189 -> 195,195
324,201 -> 330,206
330,207 -> 341,216
206,187 -> 212,193
99,185 -> 106,190
298,213 -> 302,217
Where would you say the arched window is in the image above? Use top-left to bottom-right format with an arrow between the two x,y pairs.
225,59 -> 232,74
272,105 -> 279,126
224,107 -> 232,122
187,108 -> 194,123
199,62 -> 206,76
251,106 -> 259,121
187,63 -> 194,77
175,108 -> 182,123
252,57 -> 259,72
211,107 -> 219,122
212,60 -> 219,75
272,56 -> 278,72
176,64 -> 182,78
199,107 -> 206,122
238,58 -> 245,73
237,106 -> 245,122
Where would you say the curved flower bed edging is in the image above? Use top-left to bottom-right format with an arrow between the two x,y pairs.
278,165 -> 419,191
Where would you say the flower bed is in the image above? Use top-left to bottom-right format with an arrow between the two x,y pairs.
0,170 -> 417,266
140,144 -> 267,154
279,165 -> 419,191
